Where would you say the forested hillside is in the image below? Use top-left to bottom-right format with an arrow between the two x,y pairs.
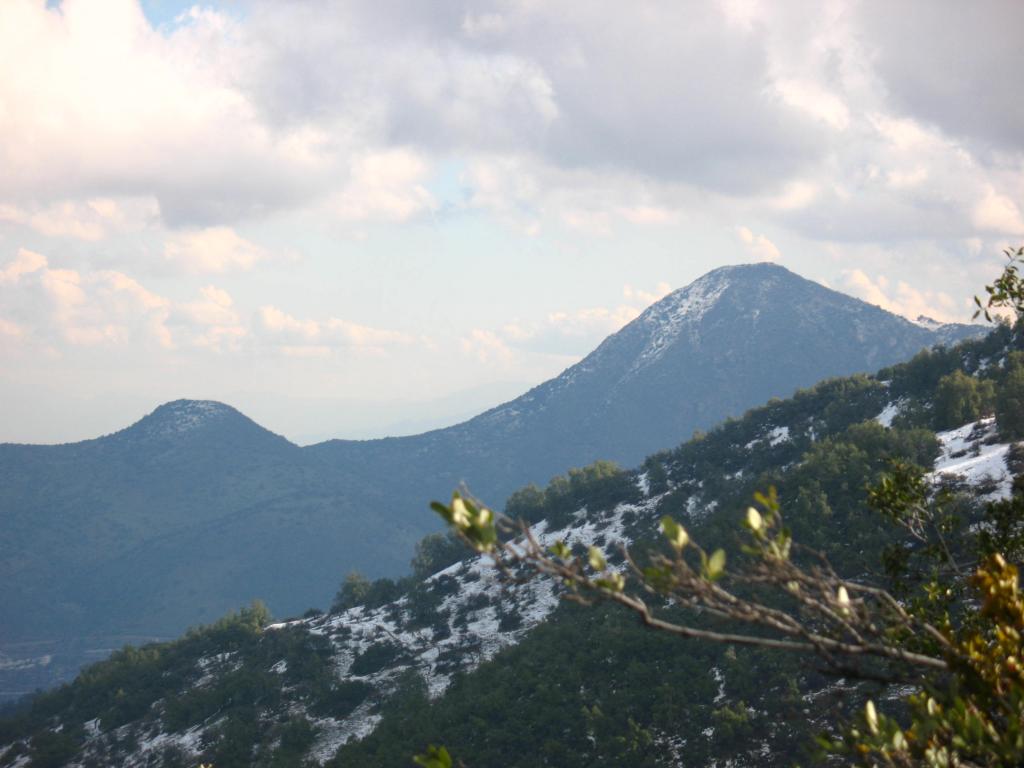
1,321 -> 1018,767
0,263 -> 984,699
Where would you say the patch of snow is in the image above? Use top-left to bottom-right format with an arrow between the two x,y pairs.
712,667 -> 726,704
875,401 -> 903,428
138,400 -> 233,437
307,704 -> 381,763
131,723 -> 206,762
931,419 -> 1014,500
685,495 -> 718,519
745,425 -> 793,450
637,471 -> 650,497
631,273 -> 731,373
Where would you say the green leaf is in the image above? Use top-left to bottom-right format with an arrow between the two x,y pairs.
588,546 -> 607,572
706,549 -> 726,581
430,501 -> 453,524
549,540 -> 571,559
413,744 -> 453,768
642,565 -> 674,592
660,515 -> 689,549
595,572 -> 625,592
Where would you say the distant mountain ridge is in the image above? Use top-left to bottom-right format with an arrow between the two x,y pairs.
0,262 -> 986,695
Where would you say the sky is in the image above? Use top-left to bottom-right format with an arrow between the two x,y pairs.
2,0 -> 1023,444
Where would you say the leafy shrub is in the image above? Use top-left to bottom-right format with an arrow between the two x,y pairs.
411,532 -> 467,579
350,642 -> 407,676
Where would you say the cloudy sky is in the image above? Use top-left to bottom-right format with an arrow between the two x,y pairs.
2,0 -> 1022,443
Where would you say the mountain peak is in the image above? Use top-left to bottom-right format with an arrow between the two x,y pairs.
628,262 -> 797,372
128,399 -> 239,439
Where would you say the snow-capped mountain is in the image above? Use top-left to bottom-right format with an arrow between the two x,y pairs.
339,262 -> 983,489
0,263 -> 986,699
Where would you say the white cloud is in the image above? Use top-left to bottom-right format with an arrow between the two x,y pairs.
0,316 -> 23,338
972,187 -> 1024,235
768,180 -> 819,211
0,248 -> 48,283
0,0 -> 341,225
163,227 -> 276,273
885,166 -> 929,190
774,79 -> 850,130
467,284 -> 675,362
0,198 -> 154,241
333,148 -> 437,222
619,206 -> 676,225
171,285 -> 246,351
10,254 -> 175,348
839,268 -> 960,323
623,282 -> 673,307
858,0 -> 1024,154
736,226 -> 781,262
0,249 -> 266,352
256,305 -> 416,353
460,328 -> 514,366
545,305 -> 640,338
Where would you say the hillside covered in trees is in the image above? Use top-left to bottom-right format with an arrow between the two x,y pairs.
1,317 -> 1020,767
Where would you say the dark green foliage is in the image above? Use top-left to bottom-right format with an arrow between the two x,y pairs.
349,642 -> 407,677
332,571 -> 373,612
309,681 -> 373,719
29,728 -> 81,768
332,572 -> 405,613
996,356 -> 1024,439
333,603 -> 823,768
206,715 -> 259,768
0,601 -> 352,765
886,346 -> 964,400
266,715 -> 318,767
405,581 -> 444,628
974,245 -> 1024,325
503,483 -> 546,523
642,454 -> 670,496
933,370 -> 994,429
0,602 -> 272,742
504,461 -> 641,528
411,532 -> 467,580
976,494 -> 1024,565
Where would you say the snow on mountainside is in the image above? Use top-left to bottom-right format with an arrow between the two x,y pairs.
931,418 -> 1016,500
629,269 -> 732,374
14,388 -> 1017,767
460,263 -> 986,464
0,262 -> 991,704
123,400 -> 238,438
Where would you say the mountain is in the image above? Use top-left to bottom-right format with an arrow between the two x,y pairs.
355,262 -> 981,476
0,263 -> 986,696
1,324 -> 1016,767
